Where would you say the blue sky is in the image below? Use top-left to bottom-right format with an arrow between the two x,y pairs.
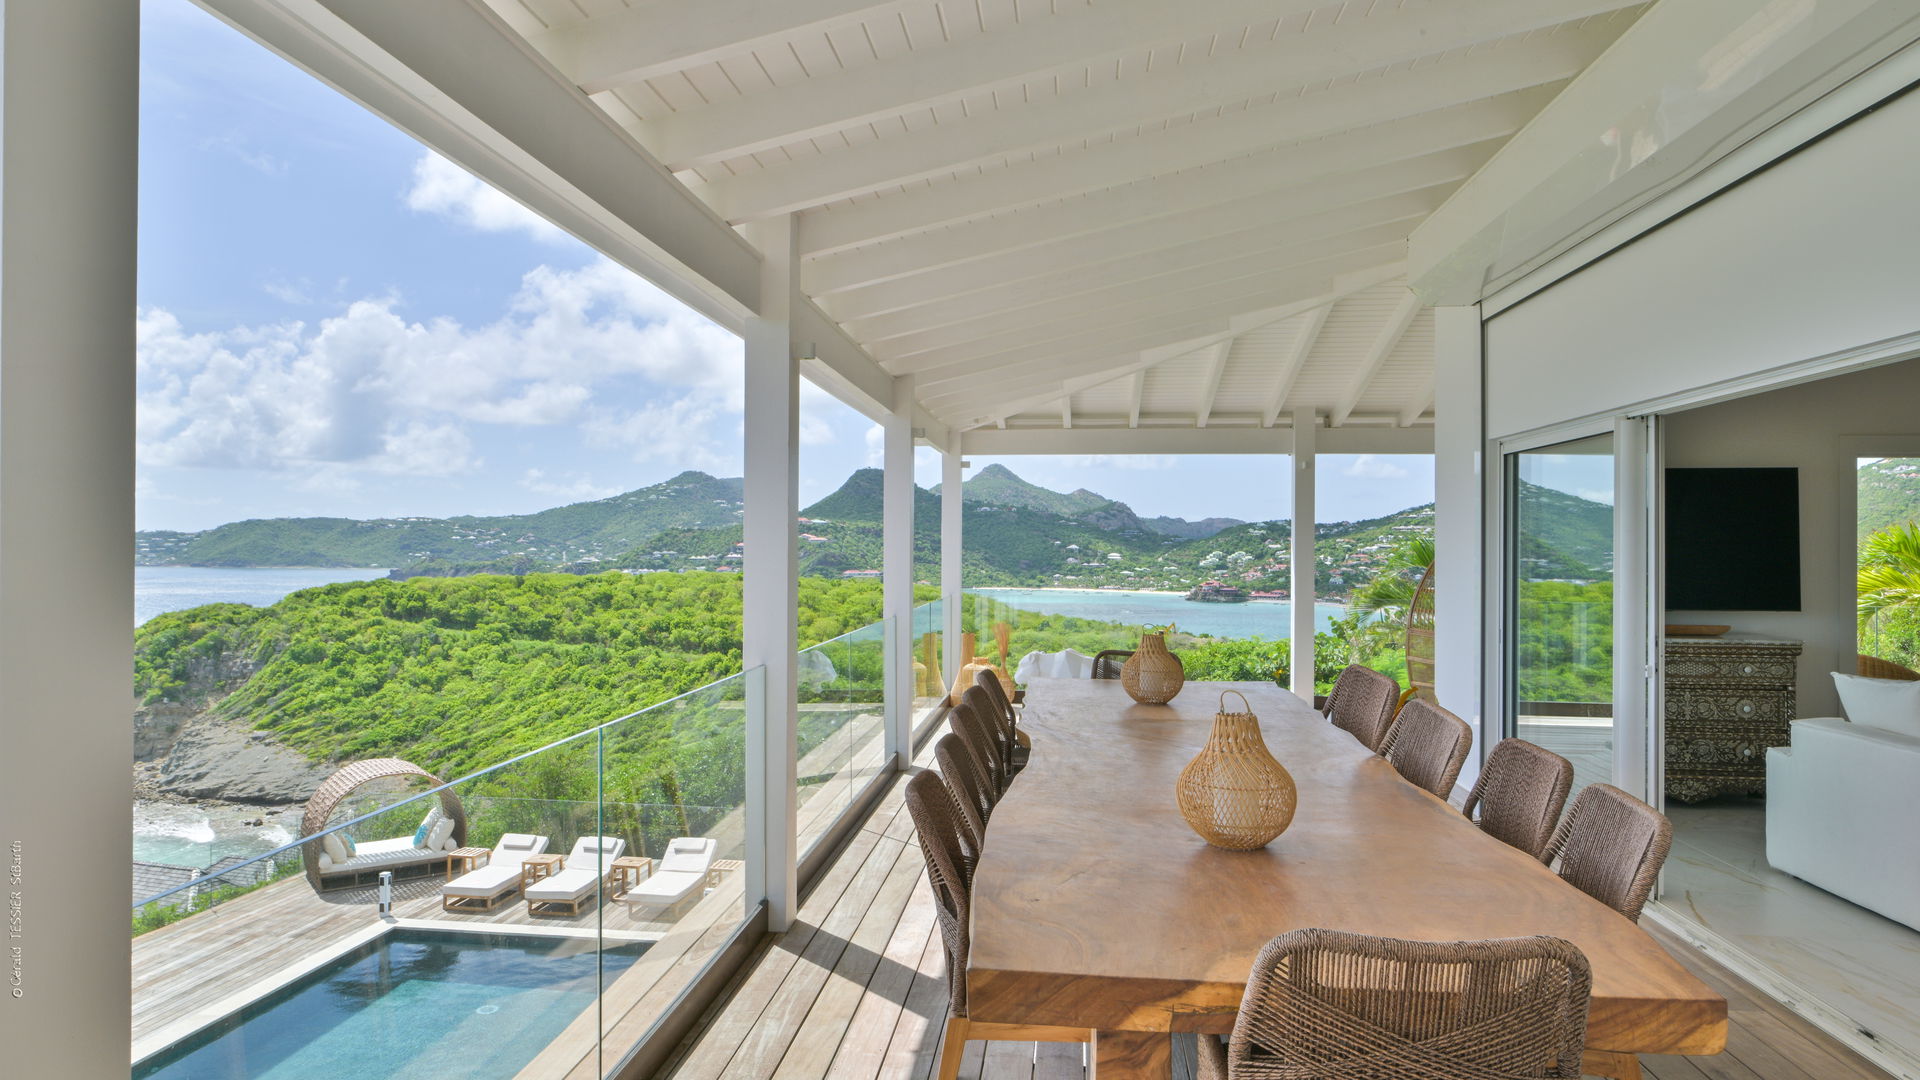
136,0 -> 1434,533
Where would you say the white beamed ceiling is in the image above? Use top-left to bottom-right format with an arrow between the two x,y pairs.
488,0 -> 1648,439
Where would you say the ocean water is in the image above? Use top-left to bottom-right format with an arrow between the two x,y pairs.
972,588 -> 1345,639
136,565 -> 391,626
132,800 -> 297,870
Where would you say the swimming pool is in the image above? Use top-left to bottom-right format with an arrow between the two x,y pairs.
133,929 -> 647,1080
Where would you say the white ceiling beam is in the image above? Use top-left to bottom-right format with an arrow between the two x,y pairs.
870,236 -> 1409,370
1398,376 -> 1436,427
830,187 -> 1438,325
1128,370 -> 1146,429
892,248 -> 1402,379
1262,305 -> 1331,427
812,101 -> 1552,265
705,17 -> 1621,220
957,426 -> 1433,456
1409,0 -> 1920,305
872,225 -> 1420,370
798,92 -> 1543,258
933,268 -> 1404,425
1196,341 -> 1232,428
1329,290 -> 1423,427
639,0 -> 1335,169
807,144 -> 1486,296
1061,398 -> 1073,430
528,0 -> 917,94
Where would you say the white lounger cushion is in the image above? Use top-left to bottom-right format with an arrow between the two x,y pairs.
316,835 -> 443,874
525,836 -> 626,902
626,837 -> 717,906
491,833 -> 547,866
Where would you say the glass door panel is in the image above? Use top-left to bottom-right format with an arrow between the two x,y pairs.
1509,433 -> 1616,794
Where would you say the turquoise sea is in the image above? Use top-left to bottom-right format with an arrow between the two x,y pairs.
135,565 -> 391,626
973,588 -> 1344,638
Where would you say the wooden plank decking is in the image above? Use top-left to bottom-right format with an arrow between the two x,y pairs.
658,747 -> 1896,1080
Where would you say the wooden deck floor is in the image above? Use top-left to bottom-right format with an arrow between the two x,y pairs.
658,747 -> 1896,1080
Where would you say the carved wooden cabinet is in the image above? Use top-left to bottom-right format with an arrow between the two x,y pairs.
1664,635 -> 1802,803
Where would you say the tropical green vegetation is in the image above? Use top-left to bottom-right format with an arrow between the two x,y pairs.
1859,520 -> 1920,670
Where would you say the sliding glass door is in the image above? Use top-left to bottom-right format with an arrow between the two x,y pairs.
1507,433 -> 1619,794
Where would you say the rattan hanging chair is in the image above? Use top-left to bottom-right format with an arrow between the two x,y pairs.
301,758 -> 467,890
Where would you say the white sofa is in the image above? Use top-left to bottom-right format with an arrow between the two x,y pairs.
1766,717 -> 1920,932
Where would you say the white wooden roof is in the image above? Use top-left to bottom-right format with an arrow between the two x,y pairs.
202,0 -> 1920,452
480,0 -> 1646,438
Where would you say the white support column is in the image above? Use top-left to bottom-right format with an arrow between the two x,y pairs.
0,2 -> 137,1074
1290,409 -> 1318,702
741,215 -> 800,931
941,448 -> 965,689
1432,306 -> 1485,789
881,375 -> 915,767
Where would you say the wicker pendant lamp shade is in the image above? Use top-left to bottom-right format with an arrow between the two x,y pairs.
1176,690 -> 1297,850
1121,631 -> 1185,704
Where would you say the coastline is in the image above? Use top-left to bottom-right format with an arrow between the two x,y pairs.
970,585 -> 1348,608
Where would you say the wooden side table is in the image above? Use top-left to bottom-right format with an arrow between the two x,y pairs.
446,846 -> 492,877
610,855 -> 655,897
520,853 -> 564,890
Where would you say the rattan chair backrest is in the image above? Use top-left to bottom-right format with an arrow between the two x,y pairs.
961,684 -> 1017,780
1222,928 -> 1592,1079
968,675 -> 1019,771
948,696 -> 1008,795
1092,649 -> 1133,680
1858,653 -> 1920,681
1380,698 -> 1472,798
934,733 -> 991,852
1324,665 -> 1399,752
1462,739 -> 1574,862
1543,783 -> 1672,923
904,769 -> 976,1018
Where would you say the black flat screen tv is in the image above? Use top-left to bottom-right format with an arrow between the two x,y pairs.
1664,467 -> 1800,611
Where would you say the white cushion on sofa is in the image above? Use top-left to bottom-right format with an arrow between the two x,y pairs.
322,831 -> 349,863
1831,672 -> 1920,736
1768,718 -> 1920,932
427,817 -> 455,851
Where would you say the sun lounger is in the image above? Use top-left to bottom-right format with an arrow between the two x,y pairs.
439,833 -> 549,912
620,837 -> 717,915
524,836 -> 626,917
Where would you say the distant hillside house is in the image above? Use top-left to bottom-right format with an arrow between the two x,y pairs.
841,569 -> 882,578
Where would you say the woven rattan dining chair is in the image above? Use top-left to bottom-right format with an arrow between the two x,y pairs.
1091,649 -> 1133,680
960,685 -> 1019,788
1462,738 -> 1574,862
971,669 -> 1028,775
948,695 -> 1009,796
1379,698 -> 1472,798
903,771 -> 1089,1080
1543,783 -> 1672,924
1323,664 -> 1399,752
933,733 -> 992,852
1195,928 -> 1592,1079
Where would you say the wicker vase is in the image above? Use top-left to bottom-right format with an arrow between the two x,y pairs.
953,657 -> 1012,706
1120,631 -> 1185,704
1176,690 -> 1297,850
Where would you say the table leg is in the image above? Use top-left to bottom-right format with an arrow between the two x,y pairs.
1091,1029 -> 1170,1079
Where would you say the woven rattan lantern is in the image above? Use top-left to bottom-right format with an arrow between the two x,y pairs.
1120,630 -> 1185,704
1176,690 -> 1297,850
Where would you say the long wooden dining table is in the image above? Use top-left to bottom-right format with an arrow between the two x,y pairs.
965,679 -> 1727,1078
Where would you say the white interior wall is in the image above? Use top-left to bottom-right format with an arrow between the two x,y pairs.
1482,84 -> 1920,440
1663,358 -> 1920,719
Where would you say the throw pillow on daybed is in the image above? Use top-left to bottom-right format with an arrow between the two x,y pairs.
1831,672 -> 1920,737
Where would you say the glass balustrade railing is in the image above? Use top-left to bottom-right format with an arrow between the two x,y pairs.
131,668 -> 753,1080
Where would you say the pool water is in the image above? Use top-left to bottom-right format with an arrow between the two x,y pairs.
134,930 -> 647,1080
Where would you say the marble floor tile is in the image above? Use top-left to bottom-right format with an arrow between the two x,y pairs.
1662,799 -> 1920,1064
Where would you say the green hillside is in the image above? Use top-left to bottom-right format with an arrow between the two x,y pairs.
947,463 -> 1112,516
1515,480 -> 1614,581
1859,457 -> 1920,541
138,470 -> 743,568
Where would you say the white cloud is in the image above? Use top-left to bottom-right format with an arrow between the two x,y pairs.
201,133 -> 288,176
263,277 -> 312,304
138,258 -> 745,483
520,468 -> 620,503
405,152 -> 567,243
1056,454 -> 1177,471
1342,454 -> 1411,480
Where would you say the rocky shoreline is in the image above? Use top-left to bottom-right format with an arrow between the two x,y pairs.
134,647 -> 334,807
